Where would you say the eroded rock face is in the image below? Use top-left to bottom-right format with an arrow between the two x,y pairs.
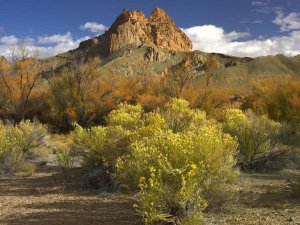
148,8 -> 192,52
79,8 -> 192,56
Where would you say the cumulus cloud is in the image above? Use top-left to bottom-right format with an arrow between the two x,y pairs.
182,25 -> 300,57
80,22 -> 108,33
38,32 -> 74,44
0,33 -> 90,58
0,35 -> 19,45
273,11 -> 300,32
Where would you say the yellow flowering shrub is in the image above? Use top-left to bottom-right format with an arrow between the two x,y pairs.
224,109 -> 282,167
115,100 -> 238,224
107,103 -> 144,130
72,99 -> 238,223
117,125 -> 237,224
163,98 -> 213,132
0,120 -> 48,174
71,124 -> 132,168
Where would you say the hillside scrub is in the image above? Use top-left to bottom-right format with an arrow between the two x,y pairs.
73,98 -> 238,224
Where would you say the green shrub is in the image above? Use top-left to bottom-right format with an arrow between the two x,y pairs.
0,120 -> 48,174
71,124 -> 131,168
56,143 -> 75,172
224,109 -> 282,167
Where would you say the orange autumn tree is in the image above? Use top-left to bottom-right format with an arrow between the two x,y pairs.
0,46 -> 44,121
47,57 -> 117,131
244,77 -> 300,130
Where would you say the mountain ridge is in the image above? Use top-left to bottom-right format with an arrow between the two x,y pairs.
1,8 -> 300,86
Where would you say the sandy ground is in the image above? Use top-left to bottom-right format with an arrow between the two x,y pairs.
0,165 -> 141,225
0,158 -> 299,225
205,169 -> 300,225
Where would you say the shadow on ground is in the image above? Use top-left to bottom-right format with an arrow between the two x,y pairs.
0,165 -> 142,225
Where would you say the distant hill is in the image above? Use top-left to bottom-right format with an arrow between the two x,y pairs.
11,8 -> 300,87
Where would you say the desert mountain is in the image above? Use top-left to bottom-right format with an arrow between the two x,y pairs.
28,8 -> 300,86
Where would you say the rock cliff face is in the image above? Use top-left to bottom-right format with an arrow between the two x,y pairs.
78,8 -> 192,56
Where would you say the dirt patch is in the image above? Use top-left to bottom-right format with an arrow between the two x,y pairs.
0,165 -> 142,225
205,170 -> 300,225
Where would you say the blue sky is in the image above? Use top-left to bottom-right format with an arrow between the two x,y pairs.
1,0 -> 300,58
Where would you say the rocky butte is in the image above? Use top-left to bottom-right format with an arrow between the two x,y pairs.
78,7 -> 192,56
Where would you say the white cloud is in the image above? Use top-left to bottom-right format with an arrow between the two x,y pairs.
273,11 -> 300,32
38,32 -> 73,44
80,22 -> 108,34
182,25 -> 300,57
0,33 -> 90,58
0,35 -> 19,45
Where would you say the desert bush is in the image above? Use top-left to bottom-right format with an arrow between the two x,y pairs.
71,124 -> 132,169
0,46 -> 46,121
115,99 -> 237,224
72,99 -> 238,223
46,57 -> 119,131
117,124 -> 237,224
224,109 -> 282,168
244,78 -> 300,132
0,120 -> 48,174
71,103 -> 165,169
13,120 -> 49,155
162,98 -> 210,133
107,103 -> 144,129
56,143 -> 75,172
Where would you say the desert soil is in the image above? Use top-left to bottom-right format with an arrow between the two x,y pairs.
0,155 -> 299,225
